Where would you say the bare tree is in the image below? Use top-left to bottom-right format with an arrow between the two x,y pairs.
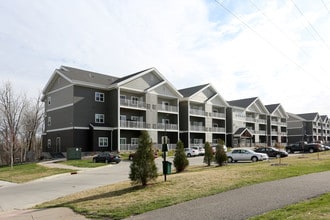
0,82 -> 26,168
20,94 -> 43,161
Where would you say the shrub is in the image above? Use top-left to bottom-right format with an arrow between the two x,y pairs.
129,131 -> 158,186
173,140 -> 189,173
203,142 -> 214,166
215,140 -> 227,166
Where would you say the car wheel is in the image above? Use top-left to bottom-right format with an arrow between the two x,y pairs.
287,149 -> 292,154
276,154 -> 281,158
251,156 -> 258,162
187,153 -> 191,157
227,157 -> 233,163
309,148 -> 314,153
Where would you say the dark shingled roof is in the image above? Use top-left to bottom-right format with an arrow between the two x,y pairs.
297,112 -> 318,121
112,68 -> 153,84
178,84 -> 209,97
59,66 -> 119,86
227,97 -> 258,108
265,104 -> 279,114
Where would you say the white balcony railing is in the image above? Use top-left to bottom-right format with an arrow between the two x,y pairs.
211,112 -> 226,118
157,123 -> 178,130
246,117 -> 255,122
190,125 -> 206,131
120,98 -> 146,109
120,120 -> 146,128
190,109 -> 206,116
157,104 -> 178,113
212,127 -> 226,133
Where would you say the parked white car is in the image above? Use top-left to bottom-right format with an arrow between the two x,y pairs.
185,148 -> 199,157
226,148 -> 268,163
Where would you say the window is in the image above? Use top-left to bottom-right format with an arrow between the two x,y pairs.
98,137 -> 108,147
131,116 -> 140,121
120,95 -> 126,100
120,138 -> 126,145
120,115 -> 126,121
131,96 -> 138,105
47,97 -> 51,105
47,139 -> 51,148
162,119 -> 170,124
95,114 -> 105,123
48,117 -> 51,126
131,138 -> 139,145
95,92 -> 105,102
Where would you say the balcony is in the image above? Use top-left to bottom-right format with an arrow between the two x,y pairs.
246,117 -> 255,122
211,112 -> 226,119
190,109 -> 206,117
120,98 -> 146,109
190,125 -> 206,132
157,104 -> 178,113
212,127 -> 226,133
157,123 -> 178,130
120,120 -> 146,129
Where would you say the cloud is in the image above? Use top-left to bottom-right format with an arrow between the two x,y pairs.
0,0 -> 330,115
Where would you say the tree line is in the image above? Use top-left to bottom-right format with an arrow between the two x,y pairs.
0,82 -> 43,167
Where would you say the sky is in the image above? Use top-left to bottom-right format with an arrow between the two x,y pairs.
1,0 -> 330,116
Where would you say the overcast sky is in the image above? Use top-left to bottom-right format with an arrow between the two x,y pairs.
1,0 -> 330,116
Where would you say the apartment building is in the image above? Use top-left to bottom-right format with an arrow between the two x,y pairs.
42,66 -> 182,153
265,104 -> 288,146
287,112 -> 326,144
320,115 -> 330,142
178,84 -> 229,148
226,97 -> 269,148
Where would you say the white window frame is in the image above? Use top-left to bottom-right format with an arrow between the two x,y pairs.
162,118 -> 170,124
131,138 -> 139,145
120,138 -> 127,145
131,116 -> 139,121
47,96 -> 51,105
47,139 -> 51,148
131,96 -> 138,105
120,95 -> 126,100
48,116 -> 51,126
98,137 -> 108,147
95,92 -> 105,102
95,114 -> 105,123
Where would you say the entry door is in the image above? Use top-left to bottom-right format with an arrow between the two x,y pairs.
56,137 -> 61,152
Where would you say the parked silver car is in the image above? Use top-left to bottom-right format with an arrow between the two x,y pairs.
226,148 -> 268,163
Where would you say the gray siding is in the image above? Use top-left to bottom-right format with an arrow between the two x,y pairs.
179,101 -> 189,130
46,106 -> 74,130
73,86 -> 108,126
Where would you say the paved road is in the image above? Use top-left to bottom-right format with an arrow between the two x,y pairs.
0,160 -> 131,211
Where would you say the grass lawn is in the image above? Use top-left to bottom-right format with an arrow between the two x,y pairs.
37,151 -> 330,220
0,163 -> 74,183
249,192 -> 330,220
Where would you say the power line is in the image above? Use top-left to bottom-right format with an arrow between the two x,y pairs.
290,0 -> 330,52
248,0 -> 328,74
213,0 -> 315,75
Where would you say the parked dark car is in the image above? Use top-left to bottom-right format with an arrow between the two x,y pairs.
128,150 -> 159,161
254,147 -> 288,158
93,152 -> 121,164
285,142 -> 322,153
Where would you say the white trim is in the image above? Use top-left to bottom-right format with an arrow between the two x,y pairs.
46,126 -> 89,133
46,84 -> 73,95
46,103 -> 74,112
